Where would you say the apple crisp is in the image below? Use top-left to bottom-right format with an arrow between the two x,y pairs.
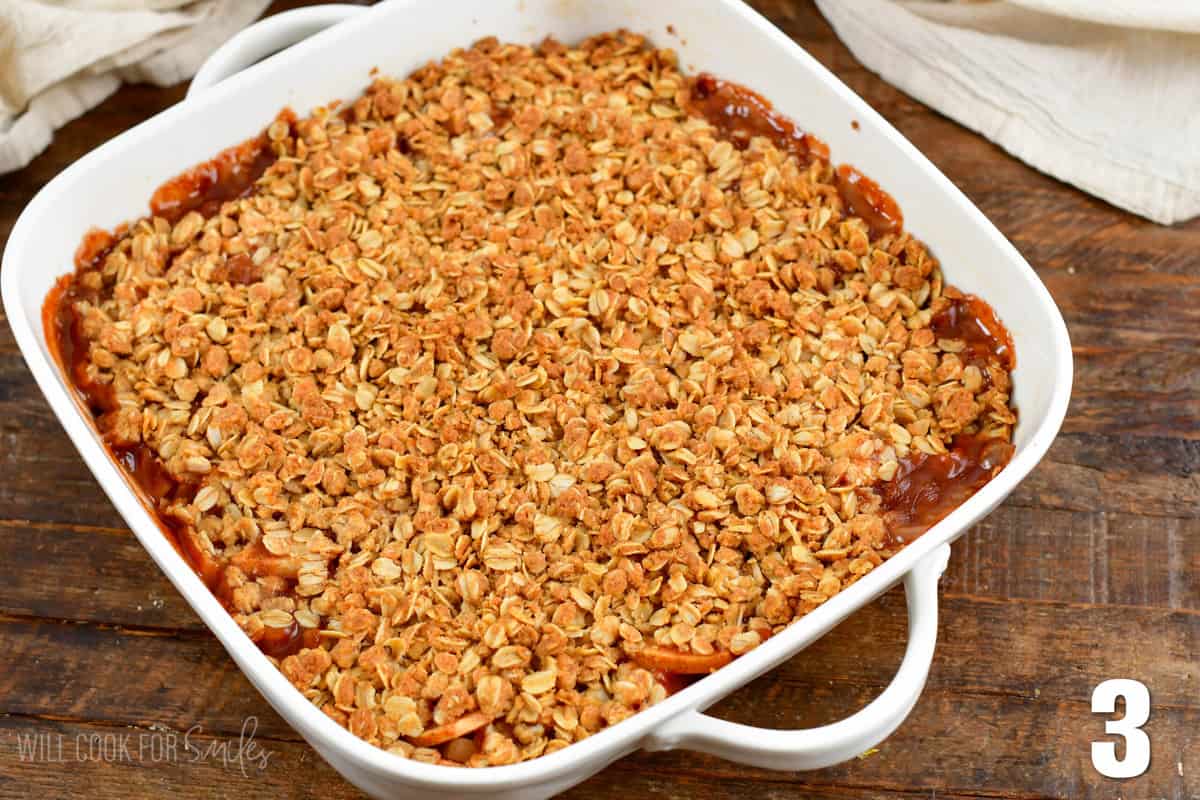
46,31 -> 1016,766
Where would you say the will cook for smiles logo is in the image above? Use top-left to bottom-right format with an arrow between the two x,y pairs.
10,717 -> 274,776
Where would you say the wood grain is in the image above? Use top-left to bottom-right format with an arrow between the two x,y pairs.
0,0 -> 1197,798
0,716 -> 361,800
2,590 -> 1197,733
2,503 -> 1196,632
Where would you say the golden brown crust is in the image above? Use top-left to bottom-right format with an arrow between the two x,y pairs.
59,31 -> 1014,766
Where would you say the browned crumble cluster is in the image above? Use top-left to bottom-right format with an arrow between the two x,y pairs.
56,32 -> 1014,766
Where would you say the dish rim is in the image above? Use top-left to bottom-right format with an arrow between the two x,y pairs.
0,0 -> 1073,789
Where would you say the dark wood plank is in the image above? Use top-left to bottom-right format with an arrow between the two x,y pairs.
0,617 -> 291,740
0,522 -> 201,630
1,601 -> 1194,800
2,618 -> 1190,800
1,584 -> 1195,743
0,716 -> 364,800
0,715 -> 1014,800
948,505 -> 1200,610
2,502 -> 1197,641
0,352 -> 129,530
568,690 -> 1199,800
1011,434 -> 1200,520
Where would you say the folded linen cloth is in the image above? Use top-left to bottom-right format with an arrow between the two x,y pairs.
0,0 -> 271,174
816,0 -> 1200,224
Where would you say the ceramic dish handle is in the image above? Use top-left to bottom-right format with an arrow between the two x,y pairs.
646,542 -> 950,770
187,4 -> 366,99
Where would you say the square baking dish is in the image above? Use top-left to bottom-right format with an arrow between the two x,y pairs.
1,1 -> 1072,797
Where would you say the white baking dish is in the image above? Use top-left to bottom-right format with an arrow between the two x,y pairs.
1,1 -> 1072,797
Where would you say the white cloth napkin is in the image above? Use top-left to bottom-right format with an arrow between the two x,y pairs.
0,0 -> 271,174
816,0 -> 1200,225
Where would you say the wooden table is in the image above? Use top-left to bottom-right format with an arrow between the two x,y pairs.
1,2 -> 1196,797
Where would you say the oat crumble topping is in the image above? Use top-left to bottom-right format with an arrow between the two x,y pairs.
50,32 -> 1015,766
